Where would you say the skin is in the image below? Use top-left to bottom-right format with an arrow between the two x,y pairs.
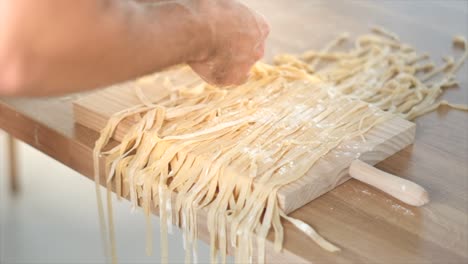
0,0 -> 269,96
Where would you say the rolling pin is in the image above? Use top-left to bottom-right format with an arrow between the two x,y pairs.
349,160 -> 429,207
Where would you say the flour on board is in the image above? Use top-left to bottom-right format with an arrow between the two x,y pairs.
92,29 -> 467,264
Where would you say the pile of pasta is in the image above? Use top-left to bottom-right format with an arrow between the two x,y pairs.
275,27 -> 467,119
93,28 -> 467,264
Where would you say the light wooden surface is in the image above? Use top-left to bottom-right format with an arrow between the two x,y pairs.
349,160 -> 429,207
73,68 -> 416,214
1,1 -> 467,263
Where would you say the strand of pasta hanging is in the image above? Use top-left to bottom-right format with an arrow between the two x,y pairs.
92,29 -> 467,264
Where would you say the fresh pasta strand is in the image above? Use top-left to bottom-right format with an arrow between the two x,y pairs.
276,30 -> 467,119
91,29 -> 467,264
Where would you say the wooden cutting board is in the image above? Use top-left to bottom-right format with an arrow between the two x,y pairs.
73,67 -> 415,214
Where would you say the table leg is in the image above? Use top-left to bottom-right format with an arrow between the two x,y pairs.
7,134 -> 19,193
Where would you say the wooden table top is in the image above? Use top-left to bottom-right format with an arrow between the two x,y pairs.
1,1 -> 467,263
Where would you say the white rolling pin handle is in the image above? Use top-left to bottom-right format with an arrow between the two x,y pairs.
349,160 -> 429,207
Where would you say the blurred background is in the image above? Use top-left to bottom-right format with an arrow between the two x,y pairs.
0,130 -> 213,264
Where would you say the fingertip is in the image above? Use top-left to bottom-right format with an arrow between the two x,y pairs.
213,70 -> 250,88
232,73 -> 250,86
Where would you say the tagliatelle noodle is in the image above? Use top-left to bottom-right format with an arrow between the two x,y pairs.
92,30 -> 467,264
275,32 -> 468,120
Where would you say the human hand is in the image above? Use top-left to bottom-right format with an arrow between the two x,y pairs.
188,0 -> 270,87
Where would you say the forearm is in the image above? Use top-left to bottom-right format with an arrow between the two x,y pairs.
0,0 -> 208,96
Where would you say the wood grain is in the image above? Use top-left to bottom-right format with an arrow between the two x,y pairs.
280,117 -> 415,213
1,1 -> 467,263
73,68 -> 416,214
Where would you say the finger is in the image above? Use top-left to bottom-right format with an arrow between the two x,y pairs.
216,57 -> 257,86
189,56 -> 253,87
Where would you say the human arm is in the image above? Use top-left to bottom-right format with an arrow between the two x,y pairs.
0,0 -> 269,96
